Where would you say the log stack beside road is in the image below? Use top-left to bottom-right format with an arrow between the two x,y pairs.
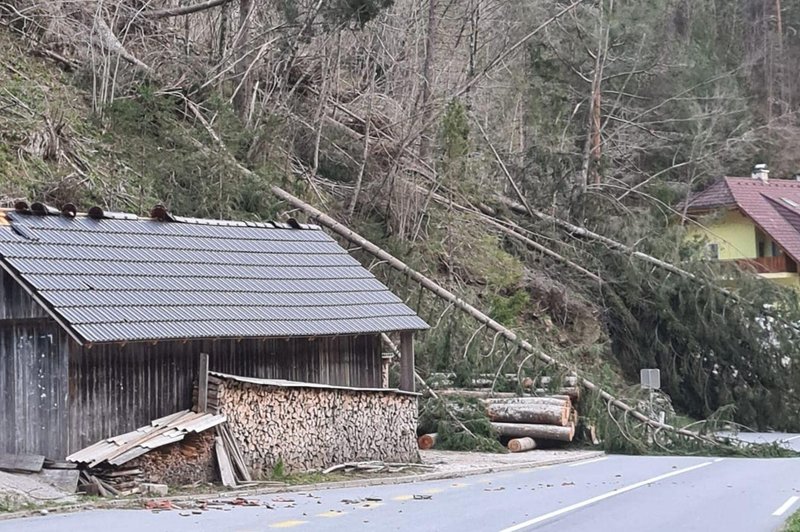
485,395 -> 576,446
417,393 -> 579,452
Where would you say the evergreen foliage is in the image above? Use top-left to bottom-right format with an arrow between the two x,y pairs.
418,397 -> 505,453
596,234 -> 800,431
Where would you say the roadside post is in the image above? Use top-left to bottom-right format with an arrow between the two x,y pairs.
640,368 -> 661,422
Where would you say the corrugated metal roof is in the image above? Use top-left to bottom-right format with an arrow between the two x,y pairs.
0,211 -> 428,343
65,409 -> 226,466
210,372 -> 420,397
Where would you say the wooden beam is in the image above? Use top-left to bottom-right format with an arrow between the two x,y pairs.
198,353 -> 209,413
399,331 -> 415,392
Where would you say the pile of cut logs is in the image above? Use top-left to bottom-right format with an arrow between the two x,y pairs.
420,375 -> 581,452
485,395 -> 576,451
418,394 -> 576,452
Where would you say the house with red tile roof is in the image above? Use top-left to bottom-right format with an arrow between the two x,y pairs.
682,168 -> 800,288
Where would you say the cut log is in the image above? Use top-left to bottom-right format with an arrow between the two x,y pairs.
486,403 -> 569,426
418,433 -> 438,450
428,373 -> 532,388
435,389 -> 520,399
536,376 -> 578,387
0,453 -> 45,473
534,387 -> 580,400
508,437 -> 537,453
482,397 -> 571,408
491,422 -> 575,442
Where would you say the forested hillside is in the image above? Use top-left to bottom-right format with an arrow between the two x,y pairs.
3,0 -> 800,442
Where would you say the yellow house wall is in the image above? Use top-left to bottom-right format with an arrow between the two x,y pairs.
764,274 -> 800,289
687,209 -> 757,259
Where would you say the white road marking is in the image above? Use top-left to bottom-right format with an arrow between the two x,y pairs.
568,457 -> 609,467
498,461 -> 715,532
783,435 -> 800,442
713,458 -> 725,463
772,496 -> 800,517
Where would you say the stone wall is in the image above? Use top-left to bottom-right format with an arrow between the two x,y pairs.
212,375 -> 419,475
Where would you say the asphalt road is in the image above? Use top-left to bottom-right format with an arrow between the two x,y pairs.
4,433 -> 800,532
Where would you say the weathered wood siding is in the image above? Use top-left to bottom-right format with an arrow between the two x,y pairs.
68,335 -> 381,454
0,269 -> 49,320
1,266 -> 384,458
0,321 -> 70,456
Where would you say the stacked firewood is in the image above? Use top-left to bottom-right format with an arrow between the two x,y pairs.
213,376 -> 419,474
128,432 -> 216,486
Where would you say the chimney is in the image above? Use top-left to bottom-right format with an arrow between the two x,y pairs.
752,163 -> 769,182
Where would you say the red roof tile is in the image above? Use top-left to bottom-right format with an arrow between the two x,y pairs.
685,177 -> 800,263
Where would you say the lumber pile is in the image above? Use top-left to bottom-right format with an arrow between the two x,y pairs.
212,374 -> 419,474
75,432 -> 218,496
79,468 -> 142,497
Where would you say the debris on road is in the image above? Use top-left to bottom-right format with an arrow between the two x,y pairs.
323,461 -> 435,475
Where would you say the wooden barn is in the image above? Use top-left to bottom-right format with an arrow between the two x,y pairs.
0,203 -> 427,460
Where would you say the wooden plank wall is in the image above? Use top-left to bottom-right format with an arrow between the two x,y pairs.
0,321 -> 70,457
67,335 -> 381,454
0,269 -> 49,320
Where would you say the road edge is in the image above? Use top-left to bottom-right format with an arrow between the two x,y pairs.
0,450 -> 605,522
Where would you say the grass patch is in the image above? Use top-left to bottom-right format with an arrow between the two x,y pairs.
784,508 -> 800,531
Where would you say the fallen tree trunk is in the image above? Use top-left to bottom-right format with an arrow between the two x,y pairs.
434,389 -> 521,399
418,433 -> 438,450
486,403 -> 569,426
482,397 -> 571,408
269,186 -> 718,445
508,437 -> 537,453
492,422 -> 575,442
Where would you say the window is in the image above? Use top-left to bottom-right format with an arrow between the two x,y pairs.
706,243 -> 719,260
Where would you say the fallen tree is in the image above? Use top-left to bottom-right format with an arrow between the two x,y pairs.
270,185 -> 720,446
